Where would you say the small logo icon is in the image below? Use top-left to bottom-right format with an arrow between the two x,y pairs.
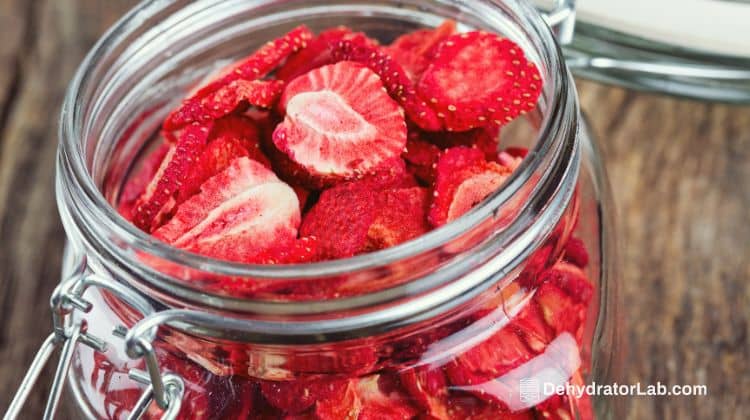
519,377 -> 541,404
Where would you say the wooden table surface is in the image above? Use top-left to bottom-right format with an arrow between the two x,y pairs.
0,1 -> 748,419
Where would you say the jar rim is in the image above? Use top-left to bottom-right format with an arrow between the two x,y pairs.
57,0 -> 579,316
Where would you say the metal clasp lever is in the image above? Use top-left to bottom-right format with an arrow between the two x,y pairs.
4,271 -> 106,420
538,0 -> 577,45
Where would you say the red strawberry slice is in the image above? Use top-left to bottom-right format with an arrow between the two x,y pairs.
178,115 -> 269,202
164,26 -> 313,130
118,142 -> 170,221
402,131 -> 441,184
330,38 -> 441,131
540,262 -> 594,305
366,187 -> 431,250
426,126 -> 502,163
168,79 -> 285,129
315,379 -> 361,420
428,147 -> 511,227
510,300 -> 555,354
417,31 -> 542,131
251,236 -> 321,265
400,366 -> 450,418
445,327 -> 535,392
498,147 -> 528,172
276,27 -> 379,83
132,123 -> 211,232
273,61 -> 407,187
385,19 -> 456,82
355,375 -> 419,420
447,395 -> 534,420
299,180 -> 379,259
563,237 -> 589,268
260,378 -> 348,414
534,266 -> 593,341
153,157 -> 300,263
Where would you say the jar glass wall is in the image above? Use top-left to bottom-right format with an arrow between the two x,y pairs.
54,1 -> 621,419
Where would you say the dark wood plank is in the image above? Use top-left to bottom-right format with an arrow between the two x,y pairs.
0,2 -> 747,419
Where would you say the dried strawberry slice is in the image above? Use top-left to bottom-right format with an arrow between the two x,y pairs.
164,26 -> 313,130
400,366 -> 450,418
534,264 -> 593,340
153,157 -> 300,263
331,38 -> 442,131
251,236 -> 321,265
178,115 -> 269,202
563,237 -> 589,268
315,379 -> 361,420
273,61 -> 407,187
132,123 -> 211,232
152,353 -> 257,420
498,146 -> 528,172
260,377 -> 348,414
428,147 -> 511,227
299,180 -> 379,259
354,375 -> 419,420
540,262 -> 594,305
385,19 -> 456,82
402,131 -> 441,184
445,328 -> 536,402
276,27 -> 379,83
118,143 -> 170,221
425,125 -> 502,163
510,299 -> 555,354
417,32 -> 542,131
168,79 -> 285,129
447,395 -> 534,420
366,187 -> 431,250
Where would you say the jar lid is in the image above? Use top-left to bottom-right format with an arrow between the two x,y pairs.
535,0 -> 750,103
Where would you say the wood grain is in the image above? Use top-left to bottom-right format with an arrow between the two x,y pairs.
0,1 -> 748,419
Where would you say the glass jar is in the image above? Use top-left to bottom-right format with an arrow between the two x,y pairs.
15,0 -> 621,419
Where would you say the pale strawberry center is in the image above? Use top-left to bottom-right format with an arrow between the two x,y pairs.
447,171 -> 508,222
172,182 -> 298,247
285,90 -> 378,173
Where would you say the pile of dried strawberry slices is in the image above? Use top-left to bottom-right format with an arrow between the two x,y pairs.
118,21 -> 543,269
105,21 -> 602,420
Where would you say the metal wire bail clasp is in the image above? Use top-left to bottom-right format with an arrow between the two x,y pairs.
537,0 -> 577,45
3,255 -> 183,420
4,256 -> 106,420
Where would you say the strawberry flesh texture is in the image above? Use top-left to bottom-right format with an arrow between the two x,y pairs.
260,377 -> 348,414
331,37 -> 442,131
447,395 -> 534,420
417,32 -> 542,131
400,366 -> 450,419
273,61 -> 407,187
385,20 -> 456,82
366,187 -> 431,250
402,131 -> 441,184
498,146 -> 528,172
178,116 -> 270,203
132,123 -> 211,232
429,146 -> 511,227
165,26 -> 313,130
426,125 -> 502,163
118,143 -> 170,221
563,236 -> 589,268
168,79 -> 285,129
276,27 -> 378,83
153,157 -> 300,263
445,327 -> 536,406
354,375 -> 419,420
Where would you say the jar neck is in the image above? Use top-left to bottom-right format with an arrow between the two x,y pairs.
57,0 -> 580,339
